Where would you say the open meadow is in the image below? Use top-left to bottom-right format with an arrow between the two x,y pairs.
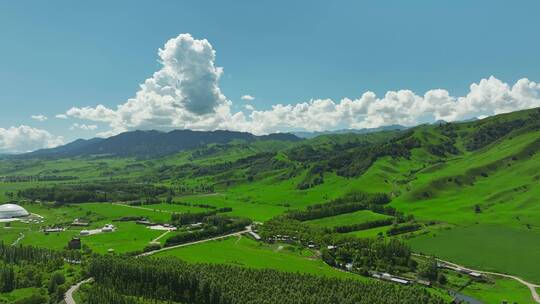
154,236 -> 363,280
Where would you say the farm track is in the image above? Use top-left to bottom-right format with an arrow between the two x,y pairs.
138,227 -> 251,257
11,232 -> 25,246
150,230 -> 171,243
111,202 -> 174,213
413,253 -> 540,303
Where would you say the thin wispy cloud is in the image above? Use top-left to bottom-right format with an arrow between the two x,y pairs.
70,123 -> 98,131
31,114 -> 48,122
241,95 -> 255,101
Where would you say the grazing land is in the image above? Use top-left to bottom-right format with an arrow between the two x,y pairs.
305,210 -> 391,228
461,277 -> 535,304
155,236 -> 362,280
408,225 -> 540,283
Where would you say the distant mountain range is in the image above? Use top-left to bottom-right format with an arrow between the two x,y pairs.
12,121 -> 485,158
23,129 -> 301,159
293,125 -> 407,138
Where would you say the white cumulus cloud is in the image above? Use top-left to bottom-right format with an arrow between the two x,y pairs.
55,114 -> 68,119
241,94 -> 255,101
63,33 -> 226,136
59,34 -> 540,136
31,114 -> 48,122
0,126 -> 64,153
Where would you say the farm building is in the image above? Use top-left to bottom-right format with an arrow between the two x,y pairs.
68,238 -> 82,250
102,224 -> 115,232
468,272 -> 483,279
248,231 -> 262,240
43,227 -> 64,233
71,219 -> 89,226
0,204 -> 30,219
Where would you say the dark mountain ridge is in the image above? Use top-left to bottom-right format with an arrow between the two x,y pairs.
23,129 -> 301,159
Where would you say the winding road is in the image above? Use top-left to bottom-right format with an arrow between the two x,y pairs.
64,278 -> 93,304
413,253 -> 540,303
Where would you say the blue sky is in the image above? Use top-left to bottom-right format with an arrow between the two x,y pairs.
1,1 -> 540,152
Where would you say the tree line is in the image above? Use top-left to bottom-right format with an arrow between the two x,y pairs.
17,181 -> 169,204
170,207 -> 233,226
165,215 -> 251,247
333,218 -> 394,233
0,243 -> 80,304
285,192 -> 391,221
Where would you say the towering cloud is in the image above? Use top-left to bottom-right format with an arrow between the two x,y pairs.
64,34 -> 226,136
60,34 -> 540,136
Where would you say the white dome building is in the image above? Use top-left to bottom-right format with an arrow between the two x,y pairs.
0,204 -> 30,219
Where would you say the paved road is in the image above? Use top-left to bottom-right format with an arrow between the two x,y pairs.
413,253 -> 540,303
64,278 -> 93,304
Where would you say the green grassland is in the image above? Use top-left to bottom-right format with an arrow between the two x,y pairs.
408,224 -> 540,283
154,236 -> 453,301
155,235 -> 364,280
178,194 -> 288,221
1,202 -> 187,253
346,225 -> 390,238
82,222 -> 164,254
461,277 -> 536,304
0,108 -> 539,301
305,210 -> 391,228
390,129 -> 540,283
0,287 -> 42,303
442,269 -> 535,304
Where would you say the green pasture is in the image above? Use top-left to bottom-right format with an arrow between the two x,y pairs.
408,224 -> 540,284
225,172 -> 349,209
178,194 -> 288,221
154,236 -> 363,280
392,131 -> 540,228
461,276 -> 535,304
0,202 -> 194,253
347,226 -> 390,238
82,222 -> 163,254
306,210 -> 391,228
0,287 -> 42,303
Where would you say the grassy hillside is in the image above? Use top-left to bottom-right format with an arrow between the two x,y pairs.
1,107 -> 539,300
154,236 -> 362,280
